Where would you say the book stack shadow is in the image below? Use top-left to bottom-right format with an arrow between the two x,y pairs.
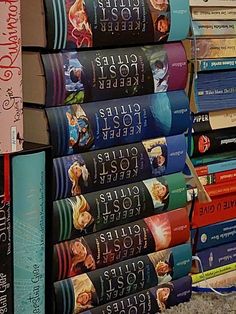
187,0 -> 236,289
21,1 -> 193,313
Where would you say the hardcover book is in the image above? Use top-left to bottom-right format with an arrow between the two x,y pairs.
192,241 -> 236,273
52,134 -> 187,200
53,243 -> 192,313
191,193 -> 236,228
53,172 -> 187,243
192,218 -> 236,251
191,7 -> 236,20
53,208 -> 190,281
22,43 -> 188,106
192,21 -> 236,37
22,0 -> 190,49
24,90 -> 190,157
192,109 -> 236,133
0,0 -> 23,153
81,276 -> 192,314
190,127 -> 236,157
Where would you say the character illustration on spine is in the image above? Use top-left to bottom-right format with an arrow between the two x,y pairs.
144,138 -> 167,176
69,196 -> 95,233
66,105 -> 94,153
68,157 -> 89,196
69,238 -> 96,277
155,282 -> 174,312
150,250 -> 174,283
144,177 -> 169,210
68,0 -> 93,48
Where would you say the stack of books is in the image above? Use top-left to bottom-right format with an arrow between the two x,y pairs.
188,0 -> 236,289
21,0 -> 193,313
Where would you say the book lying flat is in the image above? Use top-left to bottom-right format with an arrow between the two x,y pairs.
21,0 -> 190,49
54,243 -> 192,313
192,21 -> 236,37
191,7 -> 236,20
52,172 -> 187,243
22,43 -> 188,106
52,134 -> 187,200
190,0 -> 236,6
24,90 -> 190,157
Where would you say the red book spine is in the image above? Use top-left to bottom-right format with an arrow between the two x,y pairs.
191,194 -> 236,228
205,181 -> 236,197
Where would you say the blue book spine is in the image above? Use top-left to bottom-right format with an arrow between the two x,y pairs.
12,152 -> 46,313
53,134 -> 186,200
192,218 -> 236,251
195,241 -> 236,272
198,59 -> 236,72
46,91 -> 190,157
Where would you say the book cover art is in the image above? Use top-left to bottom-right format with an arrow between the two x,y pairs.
80,276 -> 192,314
190,127 -> 236,157
53,172 -> 187,243
12,152 -> 46,313
191,7 -> 236,20
191,193 -> 236,228
192,218 -> 236,252
44,0 -> 189,49
192,21 -> 236,37
193,109 -> 236,133
0,0 -> 23,153
53,208 -> 190,281
53,244 -> 192,313
42,43 -> 187,107
53,134 -> 186,200
46,90 -> 190,157
193,241 -> 236,273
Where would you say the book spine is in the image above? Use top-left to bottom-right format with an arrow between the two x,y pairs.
192,262 -> 236,284
53,243 -> 192,313
193,241 -> 236,273
0,155 -> 12,313
53,134 -> 186,200
188,181 -> 236,198
191,218 -> 236,251
53,208 -> 190,281
44,0 -> 190,49
190,127 -> 236,157
81,276 -> 192,314
192,21 -> 236,37
197,58 -> 236,71
190,0 -> 236,6
192,269 -> 236,288
190,38 -> 236,59
46,90 -> 190,157
53,172 -> 187,243
42,43 -> 187,107
194,158 -> 236,174
12,152 -> 46,313
191,8 -> 236,20
193,109 -> 236,133
199,170 -> 236,185
0,0 -> 23,153
191,194 -> 236,228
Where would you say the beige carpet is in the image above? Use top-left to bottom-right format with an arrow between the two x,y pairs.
165,292 -> 236,313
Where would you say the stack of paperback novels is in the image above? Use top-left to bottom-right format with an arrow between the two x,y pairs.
188,0 -> 236,289
21,0 -> 193,313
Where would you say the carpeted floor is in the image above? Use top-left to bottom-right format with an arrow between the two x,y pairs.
165,292 -> 236,313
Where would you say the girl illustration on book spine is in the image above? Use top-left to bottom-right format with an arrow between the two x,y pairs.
156,282 -> 174,312
68,160 -> 89,196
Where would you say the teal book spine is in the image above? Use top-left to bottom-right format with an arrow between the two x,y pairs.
12,152 -> 46,313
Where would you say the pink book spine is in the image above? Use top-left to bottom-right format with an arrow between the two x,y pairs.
0,0 -> 23,154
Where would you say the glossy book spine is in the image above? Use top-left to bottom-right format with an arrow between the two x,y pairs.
46,90 -> 190,157
54,243 -> 192,313
53,172 -> 187,243
12,152 -> 46,313
42,43 -> 187,107
0,0 -> 23,153
81,276 -> 192,314
53,134 -> 186,200
53,208 -> 190,281
44,0 -> 190,49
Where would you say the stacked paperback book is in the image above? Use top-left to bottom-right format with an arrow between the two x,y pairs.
22,0 -> 193,313
188,0 -> 236,289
